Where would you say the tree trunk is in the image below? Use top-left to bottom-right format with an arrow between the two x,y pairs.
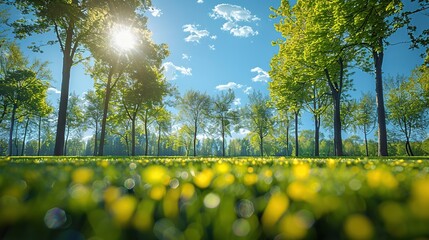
260,130 -> 264,157
314,115 -> 320,157
64,125 -> 70,156
21,117 -> 30,156
93,122 -> 98,156
131,118 -> 136,156
373,39 -> 388,156
157,124 -> 161,156
364,125 -> 369,157
8,104 -> 17,156
37,116 -> 42,156
54,23 -> 74,156
193,121 -> 198,157
221,116 -> 226,157
325,65 -> 343,157
294,110 -> 299,157
286,120 -> 289,156
98,66 -> 115,156
144,111 -> 149,156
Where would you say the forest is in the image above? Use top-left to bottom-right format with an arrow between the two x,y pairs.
0,0 -> 428,158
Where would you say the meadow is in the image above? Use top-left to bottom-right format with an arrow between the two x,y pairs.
1,156 -> 429,239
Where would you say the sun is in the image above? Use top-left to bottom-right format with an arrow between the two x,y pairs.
110,24 -> 136,52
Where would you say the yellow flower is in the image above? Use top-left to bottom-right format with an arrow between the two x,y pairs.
292,164 -> 310,180
279,214 -> 308,239
344,214 -> 374,240
262,192 -> 289,231
141,165 -> 170,185
110,196 -> 137,225
72,168 -> 94,185
193,169 -> 214,189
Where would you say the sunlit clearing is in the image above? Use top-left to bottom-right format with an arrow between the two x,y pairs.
111,24 -> 136,52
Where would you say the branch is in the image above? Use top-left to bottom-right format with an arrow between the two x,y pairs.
54,21 -> 65,52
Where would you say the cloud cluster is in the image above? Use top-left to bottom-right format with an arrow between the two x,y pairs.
163,62 -> 192,80
148,7 -> 162,17
215,82 -> 243,91
251,67 -> 270,82
197,0 -> 203,3
183,24 -> 210,43
48,87 -> 61,94
210,4 -> 259,37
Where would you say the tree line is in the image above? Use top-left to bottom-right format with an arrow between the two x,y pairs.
1,0 -> 428,157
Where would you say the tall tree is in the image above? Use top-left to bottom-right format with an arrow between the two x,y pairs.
353,93 -> 377,156
211,89 -> 239,157
64,93 -> 85,155
342,0 -> 404,156
153,107 -> 172,156
9,0 -> 152,156
177,90 -> 211,157
386,74 -> 428,156
83,90 -> 103,156
242,91 -> 273,157
1,69 -> 49,156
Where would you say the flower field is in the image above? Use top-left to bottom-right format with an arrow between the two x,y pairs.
1,156 -> 429,239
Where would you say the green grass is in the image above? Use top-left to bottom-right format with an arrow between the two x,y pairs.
1,156 -> 429,239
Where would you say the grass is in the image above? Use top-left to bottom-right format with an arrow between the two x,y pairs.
0,156 -> 429,239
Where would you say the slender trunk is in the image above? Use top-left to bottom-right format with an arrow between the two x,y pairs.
373,39 -> 388,156
21,117 -> 30,156
125,135 -> 130,156
294,110 -> 299,157
99,66 -> 115,156
144,111 -> 149,156
93,122 -> 98,156
364,125 -> 369,157
221,116 -> 225,157
14,121 -> 19,156
64,125 -> 70,156
260,130 -> 264,157
314,115 -> 320,157
37,116 -> 42,156
193,120 -> 197,157
157,124 -> 161,156
286,120 -> 289,156
8,104 -> 17,156
131,118 -> 136,156
54,23 -> 74,156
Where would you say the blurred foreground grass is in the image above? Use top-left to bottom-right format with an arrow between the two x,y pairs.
1,156 -> 429,239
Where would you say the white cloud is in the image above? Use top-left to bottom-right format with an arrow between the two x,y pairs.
251,67 -> 270,83
183,24 -> 210,43
210,35 -> 217,40
233,98 -> 241,106
209,45 -> 216,51
197,0 -> 204,3
182,54 -> 191,61
148,7 -> 162,17
163,62 -> 192,80
239,128 -> 251,135
48,87 -> 61,94
243,86 -> 252,94
215,82 -> 243,91
210,4 -> 259,37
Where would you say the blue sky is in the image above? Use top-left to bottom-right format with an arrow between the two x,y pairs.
4,0 -> 427,135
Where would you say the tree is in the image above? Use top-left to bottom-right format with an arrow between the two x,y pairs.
211,89 -> 239,156
177,90 -> 211,157
270,0 -> 354,156
153,107 -> 172,156
386,74 -> 428,156
1,69 -> 49,156
242,91 -> 273,157
64,93 -> 85,155
83,90 -> 103,156
9,0 -> 153,156
353,93 -> 377,156
342,0 -> 404,156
